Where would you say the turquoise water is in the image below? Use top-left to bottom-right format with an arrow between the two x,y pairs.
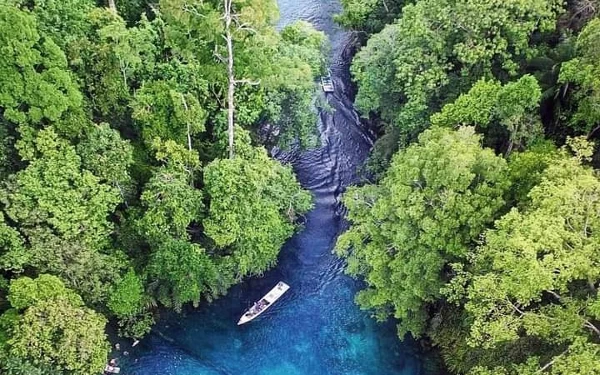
124,0 -> 426,374
126,201 -> 422,374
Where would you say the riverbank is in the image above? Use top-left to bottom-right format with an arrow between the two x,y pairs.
123,0 -> 428,373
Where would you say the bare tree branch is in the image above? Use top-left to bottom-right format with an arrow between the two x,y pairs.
584,319 -> 600,337
224,0 -> 236,159
234,78 -> 261,86
547,290 -> 562,301
236,24 -> 258,34
179,93 -> 193,153
537,349 -> 568,373
108,0 -> 117,12
182,2 -> 206,18
213,45 -> 226,63
381,0 -> 389,12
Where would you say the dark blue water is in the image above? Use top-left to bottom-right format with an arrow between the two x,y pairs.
125,0 -> 425,374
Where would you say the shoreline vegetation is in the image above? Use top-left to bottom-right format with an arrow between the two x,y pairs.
336,0 -> 600,374
0,0 -> 599,374
0,0 -> 328,373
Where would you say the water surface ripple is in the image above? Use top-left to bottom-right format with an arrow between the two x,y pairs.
127,1 -> 424,373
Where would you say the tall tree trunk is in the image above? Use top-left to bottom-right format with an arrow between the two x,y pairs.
179,93 -> 195,184
224,0 -> 235,159
179,93 -> 193,153
108,0 -> 117,12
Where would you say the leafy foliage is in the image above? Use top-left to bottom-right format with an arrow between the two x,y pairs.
335,0 -> 405,33
1,275 -> 109,375
107,269 -> 145,317
0,0 -> 319,371
7,0 -> 95,52
263,21 -> 328,148
132,81 -> 207,145
0,4 -> 85,138
0,128 -> 124,302
505,141 -> 559,207
351,0 -> 563,145
339,0 -> 600,373
147,239 -> 217,311
204,147 -> 312,279
136,140 -> 203,242
80,9 -> 158,119
0,212 -> 27,273
1,128 -> 120,243
432,75 -> 544,154
559,18 -> 600,134
336,127 -> 509,336
461,153 -> 600,347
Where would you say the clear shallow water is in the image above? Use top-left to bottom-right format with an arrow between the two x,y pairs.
125,0 -> 425,374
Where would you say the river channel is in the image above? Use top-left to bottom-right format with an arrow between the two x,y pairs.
127,0 -> 425,373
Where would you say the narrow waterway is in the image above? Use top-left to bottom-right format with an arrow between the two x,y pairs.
126,0 -> 425,374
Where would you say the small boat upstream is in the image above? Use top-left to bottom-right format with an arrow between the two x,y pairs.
321,70 -> 335,93
238,281 -> 290,325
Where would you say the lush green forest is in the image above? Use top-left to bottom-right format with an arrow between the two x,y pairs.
336,0 -> 600,374
2,0 -> 600,373
0,0 -> 326,373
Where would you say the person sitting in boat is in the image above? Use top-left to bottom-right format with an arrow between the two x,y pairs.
247,302 -> 259,315
104,359 -> 120,374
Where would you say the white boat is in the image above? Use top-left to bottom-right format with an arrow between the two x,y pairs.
321,71 -> 334,93
104,364 -> 120,374
237,281 -> 290,325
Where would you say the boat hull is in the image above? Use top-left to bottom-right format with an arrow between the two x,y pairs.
321,78 -> 334,92
238,282 -> 290,325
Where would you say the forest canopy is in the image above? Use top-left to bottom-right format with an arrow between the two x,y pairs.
0,0 -> 324,373
2,0 -> 600,373
337,0 -> 600,374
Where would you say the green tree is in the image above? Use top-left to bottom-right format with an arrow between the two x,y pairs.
159,0 -> 280,157
2,127 -> 120,250
467,337 -> 600,375
204,146 -> 312,279
159,0 -> 326,151
1,128 -> 124,302
132,81 -> 207,145
147,239 -> 217,311
559,18 -> 600,136
0,213 -> 27,273
79,8 -> 157,120
260,21 -> 327,149
107,269 -> 144,317
336,126 -> 510,337
107,268 -> 153,339
464,155 -> 600,346
448,146 -> 600,374
335,0 -> 404,33
351,0 -> 563,141
7,0 -> 95,54
76,123 -> 134,200
134,139 -> 211,311
1,275 -> 109,375
0,4 -> 85,138
505,141 -> 559,208
432,75 -> 544,155
136,139 -> 203,242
